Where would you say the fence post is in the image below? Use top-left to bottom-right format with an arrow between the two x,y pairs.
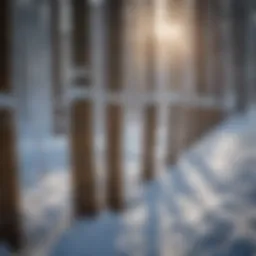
194,0 -> 209,95
105,0 -> 125,210
141,0 -> 158,180
51,0 -> 66,134
231,0 -> 250,112
209,0 -> 225,97
70,0 -> 98,217
0,0 -> 21,249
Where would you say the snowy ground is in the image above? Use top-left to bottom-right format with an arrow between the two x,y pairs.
36,111 -> 256,256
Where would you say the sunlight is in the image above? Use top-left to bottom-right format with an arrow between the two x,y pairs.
156,21 -> 185,45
